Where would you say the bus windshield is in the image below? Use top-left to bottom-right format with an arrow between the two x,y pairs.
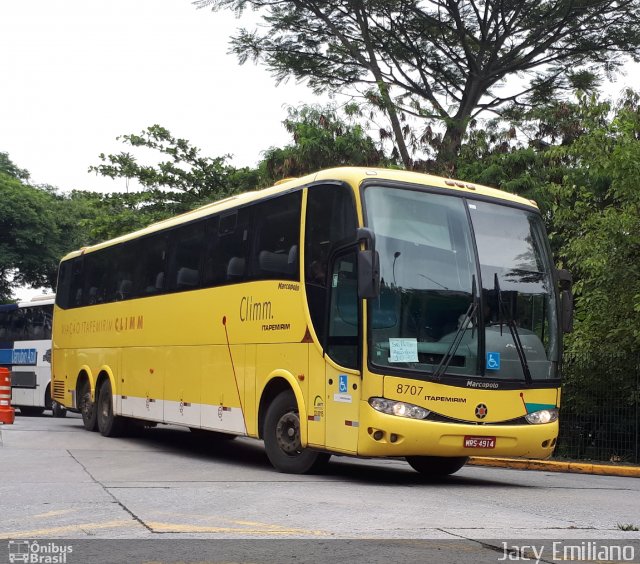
364,185 -> 559,382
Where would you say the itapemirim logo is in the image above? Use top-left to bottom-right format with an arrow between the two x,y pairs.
7,540 -> 73,564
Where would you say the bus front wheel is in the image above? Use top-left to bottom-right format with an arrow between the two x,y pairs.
264,390 -> 330,474
405,455 -> 468,477
79,381 -> 98,431
97,379 -> 126,437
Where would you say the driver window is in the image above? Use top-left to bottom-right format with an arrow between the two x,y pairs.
304,184 -> 357,342
327,251 -> 359,369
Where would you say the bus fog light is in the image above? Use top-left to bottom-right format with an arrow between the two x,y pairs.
369,397 -> 430,420
525,408 -> 558,425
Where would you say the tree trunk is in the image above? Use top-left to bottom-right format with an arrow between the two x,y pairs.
376,81 -> 412,170
438,121 -> 466,174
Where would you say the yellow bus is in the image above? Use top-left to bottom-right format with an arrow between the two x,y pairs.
51,167 -> 572,476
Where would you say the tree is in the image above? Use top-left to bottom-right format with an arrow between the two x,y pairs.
545,91 -> 640,357
0,158 -> 61,301
196,0 -> 640,171
87,125 -> 262,241
259,104 -> 392,184
89,124 -> 260,218
0,152 -> 30,181
455,96 -> 585,225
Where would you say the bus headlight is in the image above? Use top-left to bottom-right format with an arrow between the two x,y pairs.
525,408 -> 559,425
369,397 -> 430,420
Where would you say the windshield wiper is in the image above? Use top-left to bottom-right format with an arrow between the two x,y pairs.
433,276 -> 478,380
494,273 -> 532,386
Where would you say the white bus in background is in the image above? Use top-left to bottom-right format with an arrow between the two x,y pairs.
0,295 -> 66,417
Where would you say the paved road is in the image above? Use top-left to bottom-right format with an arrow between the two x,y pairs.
1,412 -> 639,562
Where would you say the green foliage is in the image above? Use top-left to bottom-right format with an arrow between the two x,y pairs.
5,84 -> 640,369
258,105 -> 391,184
457,122 -> 552,201
0,152 -> 30,181
0,158 -> 63,301
457,90 -> 640,359
87,125 -> 261,241
547,91 -> 640,356
89,125 -> 260,219
196,0 -> 640,168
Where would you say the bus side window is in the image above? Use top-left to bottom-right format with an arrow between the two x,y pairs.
253,191 -> 301,280
209,208 -> 252,286
12,309 -> 27,338
42,305 -> 53,340
112,242 -> 138,302
135,234 -> 167,295
166,222 -> 205,292
69,258 -> 84,307
55,261 -> 73,310
85,248 -> 114,305
29,307 -> 43,339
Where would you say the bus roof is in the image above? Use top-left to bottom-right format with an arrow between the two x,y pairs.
61,167 -> 538,262
18,295 -> 55,308
0,295 -> 55,311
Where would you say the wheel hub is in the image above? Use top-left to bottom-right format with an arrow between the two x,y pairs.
275,412 -> 301,455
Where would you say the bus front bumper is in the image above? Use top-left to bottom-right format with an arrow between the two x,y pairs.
357,403 -> 559,460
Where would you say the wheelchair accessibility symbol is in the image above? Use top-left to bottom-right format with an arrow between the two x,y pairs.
486,352 -> 501,371
339,375 -> 348,393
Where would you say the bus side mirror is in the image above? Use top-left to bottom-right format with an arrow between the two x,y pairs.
358,249 -> 380,299
356,228 -> 380,299
557,269 -> 573,333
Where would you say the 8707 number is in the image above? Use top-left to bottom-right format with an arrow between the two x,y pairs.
396,384 -> 424,396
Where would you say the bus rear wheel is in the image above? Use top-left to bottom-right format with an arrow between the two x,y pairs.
264,390 -> 330,474
405,455 -> 468,477
97,379 -> 126,437
79,380 -> 98,431
45,386 -> 66,418
52,400 -> 67,418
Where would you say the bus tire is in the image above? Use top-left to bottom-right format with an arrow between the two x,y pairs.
405,455 -> 468,477
44,386 -> 53,411
97,379 -> 126,437
79,380 -> 98,431
52,400 -> 67,418
263,390 -> 330,474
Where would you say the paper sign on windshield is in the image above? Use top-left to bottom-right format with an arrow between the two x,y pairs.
389,338 -> 418,363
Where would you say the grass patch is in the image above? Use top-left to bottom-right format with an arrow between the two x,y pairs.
617,523 -> 639,531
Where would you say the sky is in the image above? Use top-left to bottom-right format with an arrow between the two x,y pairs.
2,0 -> 638,301
2,0 -> 638,197
0,0 -> 321,194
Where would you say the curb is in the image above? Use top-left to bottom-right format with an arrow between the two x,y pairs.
468,457 -> 640,478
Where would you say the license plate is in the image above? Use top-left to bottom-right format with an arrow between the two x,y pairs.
464,436 -> 496,449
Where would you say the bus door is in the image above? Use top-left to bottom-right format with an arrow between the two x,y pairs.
324,250 -> 361,454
